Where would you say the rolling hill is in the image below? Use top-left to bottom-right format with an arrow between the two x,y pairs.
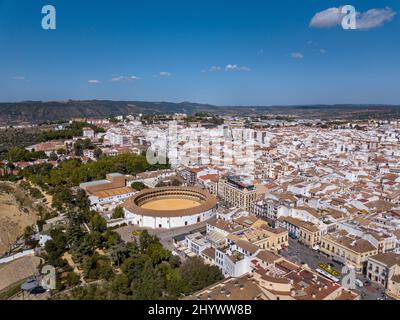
0,100 -> 399,125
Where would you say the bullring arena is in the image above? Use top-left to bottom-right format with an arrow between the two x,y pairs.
121,186 -> 217,229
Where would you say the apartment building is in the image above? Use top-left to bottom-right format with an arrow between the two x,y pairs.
250,192 -> 297,223
198,173 -> 219,195
183,275 -> 267,300
131,169 -> 176,188
337,221 -> 397,253
320,231 -> 378,272
82,127 -> 95,139
106,129 -> 129,145
277,216 -> 321,249
238,225 -> 289,254
185,232 -> 210,256
185,254 -> 359,301
386,263 -> 400,300
366,252 -> 400,288
215,235 -> 260,278
218,175 -> 258,211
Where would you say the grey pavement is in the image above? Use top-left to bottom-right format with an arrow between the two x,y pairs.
115,222 -> 206,251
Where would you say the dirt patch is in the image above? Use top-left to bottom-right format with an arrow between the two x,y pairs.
0,256 -> 42,292
62,252 -> 86,284
0,183 -> 38,256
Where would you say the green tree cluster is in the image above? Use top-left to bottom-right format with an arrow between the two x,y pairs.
112,206 -> 124,219
37,121 -> 105,142
41,154 -> 169,189
7,147 -> 47,162
130,181 -> 147,191
65,231 -> 223,300
44,228 -> 68,267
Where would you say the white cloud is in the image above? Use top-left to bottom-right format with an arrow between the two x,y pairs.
291,52 -> 304,60
319,49 -> 327,54
225,64 -> 251,72
13,76 -> 26,80
159,71 -> 171,77
310,6 -> 396,30
310,7 -> 344,28
209,66 -> 222,72
110,75 -> 140,82
203,64 -> 251,73
88,79 -> 100,84
357,7 -> 397,30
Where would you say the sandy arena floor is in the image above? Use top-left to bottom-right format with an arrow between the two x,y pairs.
141,198 -> 201,211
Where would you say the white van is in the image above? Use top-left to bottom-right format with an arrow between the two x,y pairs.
355,279 -> 364,287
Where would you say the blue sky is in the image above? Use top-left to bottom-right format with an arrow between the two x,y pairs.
0,0 -> 399,105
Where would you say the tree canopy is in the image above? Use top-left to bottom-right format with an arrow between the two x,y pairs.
63,230 -> 223,300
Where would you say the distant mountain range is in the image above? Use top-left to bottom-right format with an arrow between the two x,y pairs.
0,100 -> 399,125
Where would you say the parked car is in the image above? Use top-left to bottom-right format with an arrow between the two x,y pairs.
355,279 -> 364,287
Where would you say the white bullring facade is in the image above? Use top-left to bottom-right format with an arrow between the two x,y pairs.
121,187 -> 217,229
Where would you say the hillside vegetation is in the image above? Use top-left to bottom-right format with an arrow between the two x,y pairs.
1,100 -> 400,125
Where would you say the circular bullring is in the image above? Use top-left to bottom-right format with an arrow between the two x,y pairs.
122,186 -> 217,229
